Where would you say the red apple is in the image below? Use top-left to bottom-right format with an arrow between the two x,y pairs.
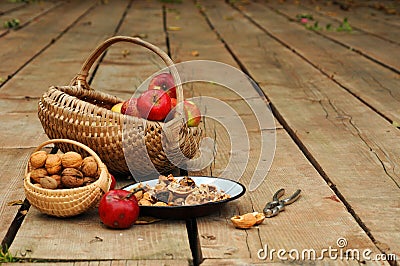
109,174 -> 116,190
121,98 -> 140,117
170,98 -> 177,109
184,100 -> 201,127
148,73 -> 177,99
98,189 -> 140,229
137,89 -> 171,121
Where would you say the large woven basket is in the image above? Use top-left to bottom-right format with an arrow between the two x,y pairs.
24,139 -> 111,217
38,36 -> 201,177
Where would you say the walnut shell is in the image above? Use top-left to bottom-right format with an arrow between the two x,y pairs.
30,168 -> 48,184
83,176 -> 96,186
45,154 -> 62,175
61,151 -> 83,169
80,156 -> 98,178
40,176 -> 58,189
49,174 -> 62,188
61,168 -> 84,188
29,151 -> 48,169
230,213 -> 257,229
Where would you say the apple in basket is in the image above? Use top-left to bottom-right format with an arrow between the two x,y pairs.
137,89 -> 171,121
184,100 -> 201,127
121,98 -> 140,117
98,189 -> 140,229
111,102 -> 123,113
148,73 -> 177,99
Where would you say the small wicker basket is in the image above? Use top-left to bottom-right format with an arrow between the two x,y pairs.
38,36 -> 201,177
24,139 -> 111,217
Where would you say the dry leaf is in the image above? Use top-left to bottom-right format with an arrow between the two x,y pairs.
133,33 -> 148,38
7,200 -> 24,206
167,26 -> 181,31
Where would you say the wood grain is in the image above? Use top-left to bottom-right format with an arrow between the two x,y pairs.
166,0 -> 386,263
266,1 -> 400,72
202,0 -> 399,258
0,0 -> 96,86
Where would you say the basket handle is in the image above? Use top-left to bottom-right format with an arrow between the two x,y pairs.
30,139 -> 111,193
70,36 -> 184,104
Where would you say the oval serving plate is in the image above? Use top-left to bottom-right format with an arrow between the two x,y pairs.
123,176 -> 246,219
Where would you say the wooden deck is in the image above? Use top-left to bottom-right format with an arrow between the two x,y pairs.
0,0 -> 399,265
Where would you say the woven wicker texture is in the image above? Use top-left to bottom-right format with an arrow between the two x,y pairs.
38,36 -> 201,177
24,139 -> 111,217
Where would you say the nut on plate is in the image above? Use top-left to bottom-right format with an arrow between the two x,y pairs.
45,154 -> 62,174
231,212 -> 265,229
61,151 -> 83,169
29,151 -> 48,169
61,168 -> 84,188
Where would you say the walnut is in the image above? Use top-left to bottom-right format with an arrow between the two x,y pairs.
29,151 -> 48,169
45,154 -> 62,174
83,176 -> 96,186
61,151 -> 83,169
138,198 -> 153,206
40,176 -> 58,189
61,168 -> 84,188
50,174 -> 62,188
230,213 -> 258,229
30,168 -> 48,184
80,156 -> 99,178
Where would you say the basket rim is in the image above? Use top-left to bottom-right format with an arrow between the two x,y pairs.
44,85 -> 189,128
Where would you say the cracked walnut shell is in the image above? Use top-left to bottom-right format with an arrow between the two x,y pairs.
80,156 -> 98,178
30,168 -> 48,184
45,154 -> 62,175
231,212 -> 265,229
40,176 -> 58,189
61,151 -> 83,169
29,151 -> 48,169
61,168 -> 84,188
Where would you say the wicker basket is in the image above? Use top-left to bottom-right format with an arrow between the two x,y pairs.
24,139 -> 111,217
38,36 -> 201,177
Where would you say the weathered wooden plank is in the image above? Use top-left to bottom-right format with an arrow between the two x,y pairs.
0,1 -> 26,15
298,0 -> 400,45
234,1 -> 400,129
0,0 -> 96,87
9,208 -> 191,261
2,260 -> 189,266
90,0 -> 167,100
0,0 -> 61,37
166,1 -> 385,264
8,0 -> 193,263
201,0 -> 400,258
266,1 -> 400,72
0,0 -> 131,148
0,148 -> 33,245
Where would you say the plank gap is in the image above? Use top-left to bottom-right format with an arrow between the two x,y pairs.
230,1 -> 396,128
201,0 -> 393,261
0,1 -> 98,90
